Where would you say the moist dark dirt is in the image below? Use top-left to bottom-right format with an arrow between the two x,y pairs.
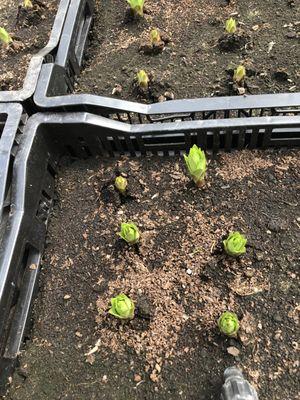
76,0 -> 300,102
0,0 -> 58,91
5,149 -> 299,400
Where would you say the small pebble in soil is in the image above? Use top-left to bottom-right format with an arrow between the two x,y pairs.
112,84 -> 123,96
286,31 -> 297,38
244,268 -> 255,278
186,268 -> 192,275
255,252 -> 264,261
267,218 -> 287,232
273,314 -> 283,323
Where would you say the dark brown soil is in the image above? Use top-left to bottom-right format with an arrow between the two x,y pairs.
6,149 -> 300,400
0,0 -> 58,91
76,0 -> 300,102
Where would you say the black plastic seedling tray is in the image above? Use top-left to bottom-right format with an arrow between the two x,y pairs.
0,111 -> 299,393
33,0 -> 300,121
0,0 -> 70,112
0,103 -> 25,392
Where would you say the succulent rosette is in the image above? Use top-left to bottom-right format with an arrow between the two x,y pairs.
109,294 -> 135,320
115,176 -> 128,194
184,144 -> 207,187
119,222 -> 140,245
218,311 -> 239,337
223,231 -> 247,257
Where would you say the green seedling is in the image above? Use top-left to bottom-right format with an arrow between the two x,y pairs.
218,311 -> 239,337
233,65 -> 246,83
119,222 -> 140,245
115,176 -> 128,194
150,29 -> 161,44
109,294 -> 135,320
23,0 -> 33,8
223,231 -> 247,257
137,69 -> 149,89
184,144 -> 207,187
127,0 -> 145,17
0,27 -> 12,45
225,18 -> 237,34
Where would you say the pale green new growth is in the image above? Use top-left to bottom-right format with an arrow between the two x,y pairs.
150,29 -> 161,44
223,231 -> 247,257
115,176 -> 128,194
137,69 -> 149,89
0,27 -> 12,45
23,0 -> 33,8
184,144 -> 207,187
127,0 -> 145,16
109,294 -> 135,320
119,222 -> 140,245
218,311 -> 239,337
234,65 -> 246,83
225,18 -> 237,34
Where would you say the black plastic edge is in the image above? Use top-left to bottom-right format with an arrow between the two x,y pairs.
34,64 -> 300,119
55,0 -> 94,76
0,104 -> 24,229
0,0 -> 71,106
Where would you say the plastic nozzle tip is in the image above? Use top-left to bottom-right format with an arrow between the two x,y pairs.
224,367 -> 244,381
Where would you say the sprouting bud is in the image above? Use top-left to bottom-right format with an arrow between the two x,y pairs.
119,222 -> 140,245
233,65 -> 246,83
218,311 -> 239,337
109,294 -> 135,320
225,18 -> 237,34
184,144 -> 207,187
137,69 -> 149,89
150,29 -> 161,44
223,231 -> 247,257
115,176 -> 128,194
0,27 -> 12,45
23,0 -> 33,8
126,0 -> 145,17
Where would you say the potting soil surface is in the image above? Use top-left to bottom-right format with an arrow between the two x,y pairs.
76,0 -> 300,102
6,149 -> 300,400
0,0 -> 58,91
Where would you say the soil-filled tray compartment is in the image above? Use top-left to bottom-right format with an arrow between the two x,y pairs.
0,0 -> 70,105
0,112 -> 299,398
34,0 -> 300,118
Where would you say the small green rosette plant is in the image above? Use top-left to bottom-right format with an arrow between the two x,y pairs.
109,294 -> 135,320
137,69 -> 149,89
218,311 -> 239,337
225,18 -> 237,34
233,65 -> 246,83
23,0 -> 33,8
119,222 -> 140,245
0,27 -> 12,45
150,29 -> 161,44
115,176 -> 128,194
127,0 -> 145,17
184,144 -> 207,187
223,231 -> 247,257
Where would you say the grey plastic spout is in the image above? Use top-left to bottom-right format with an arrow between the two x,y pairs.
221,367 -> 259,400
